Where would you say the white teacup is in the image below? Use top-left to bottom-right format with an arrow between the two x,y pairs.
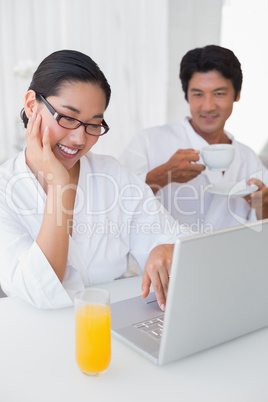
201,144 -> 235,171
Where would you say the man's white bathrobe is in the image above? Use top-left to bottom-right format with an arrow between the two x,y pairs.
0,151 -> 178,308
119,117 -> 268,234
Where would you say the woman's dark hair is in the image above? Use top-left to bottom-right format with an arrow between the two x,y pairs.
179,45 -> 243,101
21,49 -> 111,128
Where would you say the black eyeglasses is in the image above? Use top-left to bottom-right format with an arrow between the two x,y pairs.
38,94 -> 109,136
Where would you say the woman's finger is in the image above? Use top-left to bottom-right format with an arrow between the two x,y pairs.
42,126 -> 50,148
25,113 -> 35,139
31,114 -> 42,139
26,114 -> 42,148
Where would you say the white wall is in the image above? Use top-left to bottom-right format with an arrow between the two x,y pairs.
166,0 -> 268,156
220,0 -> 268,154
167,0 -> 223,124
0,0 -> 169,161
2,0 -> 265,161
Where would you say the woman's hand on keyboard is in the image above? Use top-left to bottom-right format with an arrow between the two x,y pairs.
141,244 -> 174,311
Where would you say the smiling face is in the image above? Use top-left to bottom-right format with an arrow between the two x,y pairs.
35,81 -> 107,172
187,70 -> 240,144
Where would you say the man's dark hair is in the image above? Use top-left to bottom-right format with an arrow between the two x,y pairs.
179,45 -> 243,101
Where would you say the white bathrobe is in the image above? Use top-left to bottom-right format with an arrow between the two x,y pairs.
0,151 -> 179,308
119,117 -> 268,234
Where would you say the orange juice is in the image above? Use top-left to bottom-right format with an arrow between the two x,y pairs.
75,304 -> 111,375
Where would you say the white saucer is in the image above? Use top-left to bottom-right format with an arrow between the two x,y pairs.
207,167 -> 228,172
207,182 -> 258,198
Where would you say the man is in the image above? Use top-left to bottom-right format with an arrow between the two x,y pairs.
119,45 -> 268,234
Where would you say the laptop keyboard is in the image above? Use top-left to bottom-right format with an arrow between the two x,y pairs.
133,315 -> 164,340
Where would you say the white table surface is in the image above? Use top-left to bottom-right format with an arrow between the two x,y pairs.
1,276 -> 268,402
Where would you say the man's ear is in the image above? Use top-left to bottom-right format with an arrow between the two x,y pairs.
235,90 -> 241,102
24,90 -> 38,119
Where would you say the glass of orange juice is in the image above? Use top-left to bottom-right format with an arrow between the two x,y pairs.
75,288 -> 111,376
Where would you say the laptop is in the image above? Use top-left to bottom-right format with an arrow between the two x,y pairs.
111,219 -> 268,365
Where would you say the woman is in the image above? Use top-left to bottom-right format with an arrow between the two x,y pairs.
0,50 -> 178,309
